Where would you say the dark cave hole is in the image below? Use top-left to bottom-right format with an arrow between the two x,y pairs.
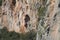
24,15 -> 30,23
24,23 -> 27,28
3,12 -> 7,15
47,27 -> 50,36
0,0 -> 2,6
24,15 -> 30,28
53,13 -> 57,21
58,3 -> 60,8
12,0 -> 16,6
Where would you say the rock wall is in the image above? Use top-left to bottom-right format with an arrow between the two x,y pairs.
1,0 -> 38,33
1,0 -> 60,40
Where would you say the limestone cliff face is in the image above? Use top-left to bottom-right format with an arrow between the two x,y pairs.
36,0 -> 60,40
1,0 -> 38,33
1,0 -> 60,40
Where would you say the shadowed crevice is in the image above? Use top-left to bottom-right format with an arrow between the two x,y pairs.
12,0 -> 16,6
24,15 -> 30,28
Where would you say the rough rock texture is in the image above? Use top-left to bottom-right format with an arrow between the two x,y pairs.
1,0 -> 38,33
1,0 -> 60,40
36,0 -> 60,40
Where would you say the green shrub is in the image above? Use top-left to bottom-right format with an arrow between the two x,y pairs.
0,27 -> 36,40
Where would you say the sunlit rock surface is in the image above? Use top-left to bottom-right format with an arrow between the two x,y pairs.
1,0 -> 38,33
0,0 -> 60,40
